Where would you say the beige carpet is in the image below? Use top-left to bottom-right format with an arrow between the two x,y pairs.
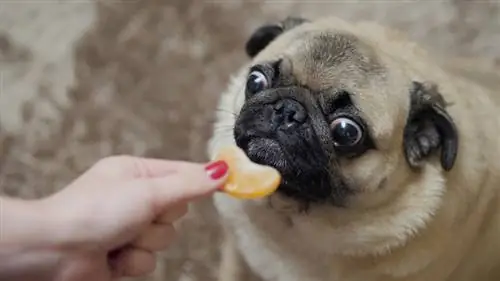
1,1 -> 500,280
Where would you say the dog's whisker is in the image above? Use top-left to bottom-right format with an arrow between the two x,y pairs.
215,108 -> 238,117
214,123 -> 235,128
213,128 -> 235,135
213,126 -> 235,132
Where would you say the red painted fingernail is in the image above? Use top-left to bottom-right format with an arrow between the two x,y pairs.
205,160 -> 229,180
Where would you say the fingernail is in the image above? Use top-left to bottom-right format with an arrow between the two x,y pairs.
205,160 -> 229,180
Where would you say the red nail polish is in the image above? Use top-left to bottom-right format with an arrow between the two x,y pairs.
205,160 -> 229,180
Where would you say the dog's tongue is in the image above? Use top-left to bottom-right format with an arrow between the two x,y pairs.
215,145 -> 281,199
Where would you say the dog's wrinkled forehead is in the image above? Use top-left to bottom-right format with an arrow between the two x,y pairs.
291,32 -> 385,91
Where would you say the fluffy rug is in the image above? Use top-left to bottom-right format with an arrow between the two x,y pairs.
1,1 -> 499,280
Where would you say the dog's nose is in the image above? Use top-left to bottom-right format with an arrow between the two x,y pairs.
271,99 -> 307,130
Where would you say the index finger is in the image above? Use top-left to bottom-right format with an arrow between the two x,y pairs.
91,155 -> 205,179
145,161 -> 229,208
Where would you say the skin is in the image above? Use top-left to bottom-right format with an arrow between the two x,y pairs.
0,155 -> 228,281
209,16 -> 500,281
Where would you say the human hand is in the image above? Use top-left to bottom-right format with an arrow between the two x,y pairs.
36,155 -> 228,280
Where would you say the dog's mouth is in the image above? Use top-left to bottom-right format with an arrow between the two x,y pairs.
237,136 -> 336,204
245,138 -> 287,172
237,137 -> 298,198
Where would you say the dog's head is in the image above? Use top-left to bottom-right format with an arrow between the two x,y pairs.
210,16 -> 459,255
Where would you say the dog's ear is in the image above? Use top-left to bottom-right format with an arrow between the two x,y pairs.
403,81 -> 459,171
245,16 -> 309,58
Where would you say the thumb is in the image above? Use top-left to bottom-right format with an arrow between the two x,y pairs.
146,160 -> 229,207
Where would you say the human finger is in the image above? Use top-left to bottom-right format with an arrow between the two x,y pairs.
110,247 -> 156,277
91,155 -> 207,179
132,224 -> 176,251
146,160 -> 228,207
156,203 -> 188,224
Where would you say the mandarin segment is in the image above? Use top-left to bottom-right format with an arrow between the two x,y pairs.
216,146 -> 281,199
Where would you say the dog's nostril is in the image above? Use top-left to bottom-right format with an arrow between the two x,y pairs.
271,99 -> 307,129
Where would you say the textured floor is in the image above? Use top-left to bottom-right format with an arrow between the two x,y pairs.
1,1 -> 500,280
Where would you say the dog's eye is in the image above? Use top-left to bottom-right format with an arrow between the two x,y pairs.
330,117 -> 363,147
246,70 -> 269,94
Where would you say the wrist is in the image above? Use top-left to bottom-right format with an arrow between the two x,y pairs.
0,197 -> 64,249
0,197 -> 69,281
0,245 -> 64,281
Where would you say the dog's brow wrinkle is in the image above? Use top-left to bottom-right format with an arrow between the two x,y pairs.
308,33 -> 358,66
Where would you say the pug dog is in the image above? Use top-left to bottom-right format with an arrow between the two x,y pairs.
207,16 -> 500,281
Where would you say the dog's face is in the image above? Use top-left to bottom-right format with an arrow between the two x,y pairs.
212,17 -> 459,218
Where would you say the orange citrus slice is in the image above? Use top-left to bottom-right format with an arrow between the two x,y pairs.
216,145 -> 281,199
